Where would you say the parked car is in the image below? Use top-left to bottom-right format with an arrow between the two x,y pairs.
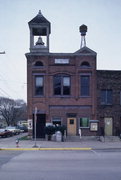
0,129 -> 13,138
5,126 -> 20,135
17,125 -> 28,133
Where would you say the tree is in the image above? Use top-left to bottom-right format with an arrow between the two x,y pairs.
0,97 -> 27,126
14,99 -> 27,121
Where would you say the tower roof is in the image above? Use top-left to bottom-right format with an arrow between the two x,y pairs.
28,10 -> 51,32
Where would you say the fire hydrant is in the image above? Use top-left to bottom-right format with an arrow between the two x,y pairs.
16,138 -> 19,147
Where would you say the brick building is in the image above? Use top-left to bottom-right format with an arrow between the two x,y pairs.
97,70 -> 121,136
26,11 -> 121,138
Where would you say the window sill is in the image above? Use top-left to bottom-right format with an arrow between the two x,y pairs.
32,66 -> 45,68
80,127 -> 89,129
33,95 -> 44,98
80,96 -> 91,98
80,67 -> 92,69
101,104 -> 113,106
53,95 -> 72,98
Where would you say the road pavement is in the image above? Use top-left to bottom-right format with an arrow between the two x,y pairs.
0,134 -> 121,180
0,149 -> 121,180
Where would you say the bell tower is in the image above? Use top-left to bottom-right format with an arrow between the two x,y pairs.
28,10 -> 51,53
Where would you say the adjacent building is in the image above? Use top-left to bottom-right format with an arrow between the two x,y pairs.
97,70 -> 121,136
26,11 -> 121,138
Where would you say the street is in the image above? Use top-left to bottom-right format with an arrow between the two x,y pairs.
0,149 -> 121,180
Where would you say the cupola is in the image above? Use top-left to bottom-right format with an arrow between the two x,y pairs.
28,10 -> 51,53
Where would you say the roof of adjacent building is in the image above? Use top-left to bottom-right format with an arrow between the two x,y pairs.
97,70 -> 121,74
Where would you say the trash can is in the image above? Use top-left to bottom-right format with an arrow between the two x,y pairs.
56,131 -> 62,142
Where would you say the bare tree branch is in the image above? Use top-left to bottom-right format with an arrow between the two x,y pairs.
0,97 -> 27,126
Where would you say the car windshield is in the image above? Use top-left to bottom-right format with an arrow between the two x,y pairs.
6,127 -> 16,129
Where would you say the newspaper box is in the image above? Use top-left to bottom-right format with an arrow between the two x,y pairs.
56,131 -> 62,142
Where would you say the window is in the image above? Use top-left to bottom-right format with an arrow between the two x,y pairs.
52,117 -> 61,125
81,61 -> 90,68
80,75 -> 90,96
70,119 -> 74,124
80,117 -> 89,128
101,89 -> 112,105
54,75 -> 70,95
34,61 -> 43,66
35,76 -> 44,96
63,77 -> 70,95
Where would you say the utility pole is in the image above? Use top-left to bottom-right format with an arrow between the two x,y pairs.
33,107 -> 38,148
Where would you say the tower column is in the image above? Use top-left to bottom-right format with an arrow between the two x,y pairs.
30,27 -> 34,50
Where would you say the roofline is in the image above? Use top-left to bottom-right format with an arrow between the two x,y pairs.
97,69 -> 121,72
25,52 -> 97,57
74,46 -> 97,55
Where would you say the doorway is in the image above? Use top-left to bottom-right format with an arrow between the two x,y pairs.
67,118 -> 77,135
104,117 -> 113,136
33,114 -> 46,138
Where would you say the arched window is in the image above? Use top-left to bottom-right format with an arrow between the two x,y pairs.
81,61 -> 90,68
34,61 -> 43,66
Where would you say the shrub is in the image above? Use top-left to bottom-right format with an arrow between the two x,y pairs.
45,125 -> 55,135
55,125 -> 66,136
45,125 -> 67,136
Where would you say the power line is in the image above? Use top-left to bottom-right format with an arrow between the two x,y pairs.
0,52 -> 27,99
0,87 -> 12,98
0,78 -> 27,85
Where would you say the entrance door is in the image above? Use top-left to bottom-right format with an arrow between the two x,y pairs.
104,118 -> 113,136
67,118 -> 77,135
33,114 -> 46,138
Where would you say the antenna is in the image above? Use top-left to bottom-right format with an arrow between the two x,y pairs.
79,24 -> 87,48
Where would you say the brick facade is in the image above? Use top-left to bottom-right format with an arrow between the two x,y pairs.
26,50 -> 97,137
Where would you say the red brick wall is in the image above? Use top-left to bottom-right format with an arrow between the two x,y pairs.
26,52 -> 97,136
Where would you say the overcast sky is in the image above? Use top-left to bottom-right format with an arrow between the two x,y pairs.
0,0 -> 121,101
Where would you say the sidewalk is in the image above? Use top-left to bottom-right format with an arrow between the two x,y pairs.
0,137 -> 121,150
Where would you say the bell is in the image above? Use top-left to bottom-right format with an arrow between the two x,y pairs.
36,36 -> 44,45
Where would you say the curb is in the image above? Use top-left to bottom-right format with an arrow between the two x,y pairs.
0,147 -> 92,151
93,147 -> 121,151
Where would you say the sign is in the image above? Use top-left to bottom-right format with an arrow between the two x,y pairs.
28,119 -> 32,130
55,59 -> 69,64
90,122 -> 98,131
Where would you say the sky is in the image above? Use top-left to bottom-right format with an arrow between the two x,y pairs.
0,0 -> 121,101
